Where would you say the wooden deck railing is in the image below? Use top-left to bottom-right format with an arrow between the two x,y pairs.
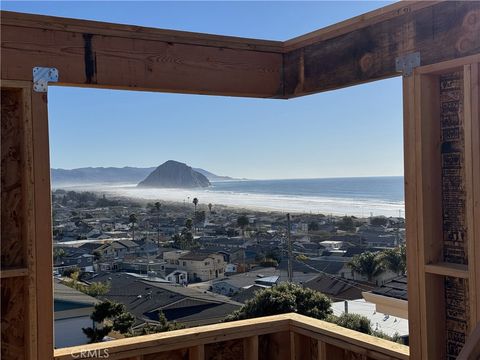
53,313 -> 409,360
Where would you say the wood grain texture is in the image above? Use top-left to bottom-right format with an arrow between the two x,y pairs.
0,22 -> 283,98
243,336 -> 258,360
31,90 -> 54,360
284,1 -> 480,97
144,349 -> 188,360
402,73 -> 423,360
0,10 -> 283,54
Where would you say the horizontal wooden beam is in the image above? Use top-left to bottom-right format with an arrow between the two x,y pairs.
0,10 -> 284,53
1,11 -> 283,98
0,267 -> 28,279
2,1 -> 479,98
283,1 -> 480,97
53,313 -> 410,360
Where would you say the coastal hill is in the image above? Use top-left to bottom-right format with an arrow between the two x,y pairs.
51,164 -> 235,186
137,160 -> 211,188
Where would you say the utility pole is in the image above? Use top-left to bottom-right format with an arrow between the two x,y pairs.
287,213 -> 293,283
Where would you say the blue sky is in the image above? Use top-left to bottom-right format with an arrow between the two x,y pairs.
2,1 -> 403,180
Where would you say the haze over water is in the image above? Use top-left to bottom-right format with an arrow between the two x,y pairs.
63,176 -> 405,217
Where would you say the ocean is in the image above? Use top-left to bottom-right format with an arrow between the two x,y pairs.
72,176 -> 405,217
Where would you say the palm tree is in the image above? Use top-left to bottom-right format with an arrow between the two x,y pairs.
192,198 -> 199,234
380,247 -> 406,275
129,213 -> 137,241
155,202 -> 161,246
348,251 -> 384,283
237,215 -> 249,272
208,203 -> 213,213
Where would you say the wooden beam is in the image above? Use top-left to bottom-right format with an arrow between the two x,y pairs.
243,335 -> 258,360
31,89 -> 54,360
284,1 -> 480,97
1,11 -> 283,98
0,10 -> 284,53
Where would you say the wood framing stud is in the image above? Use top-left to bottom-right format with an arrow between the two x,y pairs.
32,67 -> 58,92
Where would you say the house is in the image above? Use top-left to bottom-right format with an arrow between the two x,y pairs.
331,299 -> 409,344
92,273 -> 241,328
362,276 -> 408,319
54,280 -> 99,348
163,250 -> 227,282
96,239 -> 140,259
303,274 -> 374,302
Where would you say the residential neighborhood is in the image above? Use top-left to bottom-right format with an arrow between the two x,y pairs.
52,190 -> 408,346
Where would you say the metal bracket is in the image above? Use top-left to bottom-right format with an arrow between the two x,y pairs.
395,52 -> 420,77
33,67 -> 59,92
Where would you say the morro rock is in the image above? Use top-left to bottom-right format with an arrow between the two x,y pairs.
137,160 -> 210,188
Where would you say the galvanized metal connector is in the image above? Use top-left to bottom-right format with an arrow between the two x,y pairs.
395,52 -> 420,77
33,67 -> 59,92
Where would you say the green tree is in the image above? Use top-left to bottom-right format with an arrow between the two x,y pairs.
129,213 -> 138,241
370,216 -> 388,227
185,218 -> 193,231
84,282 -> 110,297
225,283 -> 332,321
139,311 -> 185,335
155,202 -> 161,245
192,198 -> 199,233
380,246 -> 406,275
329,313 -> 372,334
338,216 -> 356,232
53,248 -> 66,262
308,221 -> 320,232
237,215 -> 250,272
348,251 -> 385,282
92,250 -> 102,262
112,312 -> 135,334
82,301 -> 134,343
237,215 -> 249,236
208,203 -> 213,213
172,219 -> 199,250
194,210 -> 206,226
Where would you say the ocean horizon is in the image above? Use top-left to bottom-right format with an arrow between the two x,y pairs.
56,176 -> 405,217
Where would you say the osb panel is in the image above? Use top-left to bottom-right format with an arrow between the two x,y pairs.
259,331 -> 290,360
439,71 -> 471,359
144,349 -> 188,360
204,339 -> 243,360
1,277 -> 26,360
1,88 -> 26,268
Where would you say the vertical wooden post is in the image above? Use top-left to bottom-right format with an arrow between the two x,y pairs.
31,90 -> 53,359
243,335 -> 258,360
403,73 -> 423,360
189,345 -> 204,360
403,57 -> 480,359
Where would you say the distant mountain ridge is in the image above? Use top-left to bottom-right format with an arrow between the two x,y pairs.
193,168 -> 236,182
51,164 -> 236,186
138,160 -> 210,188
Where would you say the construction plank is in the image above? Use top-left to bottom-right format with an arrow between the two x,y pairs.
284,1 -> 480,97
0,10 -> 284,53
31,90 -> 54,360
0,21 -> 283,98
